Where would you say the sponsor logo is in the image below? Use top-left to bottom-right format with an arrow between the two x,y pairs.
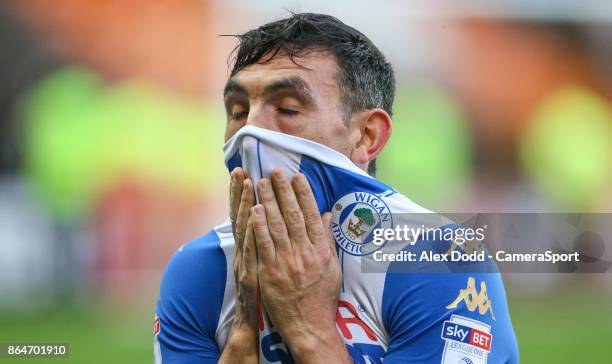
336,300 -> 378,342
259,300 -> 384,363
447,277 -> 495,320
331,192 -> 393,256
153,316 -> 160,336
441,315 -> 492,364
441,322 -> 492,351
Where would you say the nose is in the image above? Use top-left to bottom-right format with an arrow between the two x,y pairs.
244,103 -> 280,132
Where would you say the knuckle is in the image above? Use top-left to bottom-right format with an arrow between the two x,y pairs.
253,218 -> 267,230
319,246 -> 332,261
297,184 -> 310,198
303,210 -> 320,225
264,239 -> 275,250
268,274 -> 282,286
286,209 -> 303,225
234,226 -> 244,240
257,184 -> 270,199
261,266 -> 281,283
277,181 -> 290,193
301,251 -> 314,268
269,220 -> 286,235
257,237 -> 274,249
258,180 -> 270,193
310,230 -> 324,242
287,262 -> 301,276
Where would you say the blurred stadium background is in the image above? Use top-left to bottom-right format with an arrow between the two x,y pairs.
0,0 -> 611,362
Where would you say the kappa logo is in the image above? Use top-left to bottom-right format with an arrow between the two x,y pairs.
446,277 -> 496,320
444,238 -> 486,257
331,192 -> 393,256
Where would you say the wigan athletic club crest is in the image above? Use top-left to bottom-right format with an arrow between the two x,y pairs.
331,192 -> 393,256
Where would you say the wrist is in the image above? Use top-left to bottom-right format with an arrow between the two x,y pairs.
283,325 -> 350,364
229,322 -> 259,342
227,323 -> 259,354
219,324 -> 259,364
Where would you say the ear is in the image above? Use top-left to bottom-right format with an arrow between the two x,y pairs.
348,108 -> 392,169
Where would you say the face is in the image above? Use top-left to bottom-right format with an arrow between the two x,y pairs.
223,49 -> 353,156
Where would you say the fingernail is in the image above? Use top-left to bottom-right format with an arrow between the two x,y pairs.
273,169 -> 285,179
252,205 -> 262,215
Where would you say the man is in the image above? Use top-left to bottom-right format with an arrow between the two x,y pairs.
155,13 -> 519,363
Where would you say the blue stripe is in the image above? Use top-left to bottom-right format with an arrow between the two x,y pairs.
298,155 -> 391,213
226,151 -> 242,172
256,139 -> 264,179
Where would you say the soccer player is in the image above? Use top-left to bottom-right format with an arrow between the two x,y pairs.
155,13 -> 519,363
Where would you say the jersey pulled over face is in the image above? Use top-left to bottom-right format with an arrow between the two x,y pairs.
155,127 -> 519,364
223,49 -> 351,156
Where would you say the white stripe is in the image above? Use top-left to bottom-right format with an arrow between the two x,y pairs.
223,125 -> 371,178
153,333 -> 162,364
214,219 -> 236,351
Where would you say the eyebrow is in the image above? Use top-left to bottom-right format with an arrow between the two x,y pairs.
263,76 -> 313,99
223,79 -> 247,97
223,76 -> 314,102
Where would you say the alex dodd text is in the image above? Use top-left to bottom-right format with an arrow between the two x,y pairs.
370,224 -> 580,264
372,249 -> 580,263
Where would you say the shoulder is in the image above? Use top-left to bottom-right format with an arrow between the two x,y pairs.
382,271 -> 518,363
163,226 -> 229,276
380,224 -> 518,363
157,222 -> 232,340
160,227 -> 228,298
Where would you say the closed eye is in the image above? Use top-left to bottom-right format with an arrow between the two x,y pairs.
277,108 -> 298,116
230,111 -> 248,121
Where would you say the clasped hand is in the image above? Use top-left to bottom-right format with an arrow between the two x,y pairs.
226,167 -> 351,363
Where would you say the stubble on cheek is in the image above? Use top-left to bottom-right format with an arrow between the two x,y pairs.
320,120 -> 352,156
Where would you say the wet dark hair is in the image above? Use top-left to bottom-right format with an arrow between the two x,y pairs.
226,13 -> 395,176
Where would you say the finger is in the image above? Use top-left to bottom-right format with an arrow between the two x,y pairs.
230,168 -> 245,266
229,167 -> 245,233
270,169 -> 309,245
257,178 -> 291,252
251,204 -> 276,264
235,178 -> 255,251
242,217 -> 258,278
322,212 -> 338,256
292,173 -> 325,246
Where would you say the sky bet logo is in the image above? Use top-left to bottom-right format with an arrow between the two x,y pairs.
441,321 -> 492,351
